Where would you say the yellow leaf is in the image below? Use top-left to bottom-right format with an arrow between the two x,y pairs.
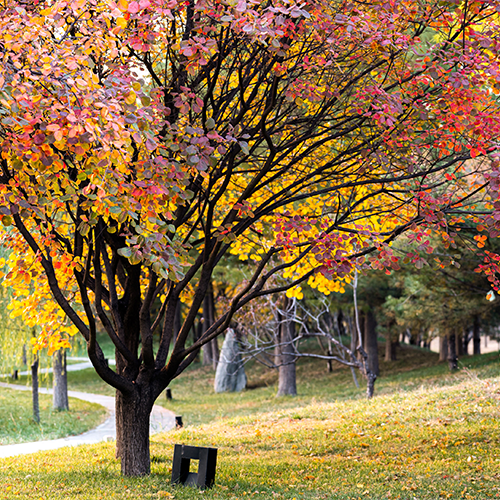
116,17 -> 127,29
125,92 -> 137,105
117,0 -> 128,12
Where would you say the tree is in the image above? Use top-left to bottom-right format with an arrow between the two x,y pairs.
53,349 -> 69,411
1,0 -> 500,476
382,232 -> 500,368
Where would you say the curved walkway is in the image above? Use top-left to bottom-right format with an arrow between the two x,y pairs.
0,380 -> 176,459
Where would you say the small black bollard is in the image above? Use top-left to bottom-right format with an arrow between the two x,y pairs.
171,444 -> 218,489
166,388 -> 172,400
11,370 -> 18,380
175,416 -> 183,429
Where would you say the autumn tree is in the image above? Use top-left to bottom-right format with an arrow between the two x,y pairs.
2,0 -> 500,476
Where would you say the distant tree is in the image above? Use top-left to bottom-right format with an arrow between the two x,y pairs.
383,233 -> 500,369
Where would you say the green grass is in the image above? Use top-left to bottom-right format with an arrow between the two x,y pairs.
0,370 -> 499,499
162,345 -> 500,427
0,387 -> 107,445
1,344 -> 499,499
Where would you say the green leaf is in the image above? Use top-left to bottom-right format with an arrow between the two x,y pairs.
117,247 -> 132,258
239,141 -> 250,155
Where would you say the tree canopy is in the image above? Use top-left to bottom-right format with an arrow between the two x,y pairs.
1,0 -> 500,476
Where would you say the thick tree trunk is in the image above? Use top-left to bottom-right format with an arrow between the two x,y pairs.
53,350 -> 69,411
115,389 -> 154,476
447,333 -> 458,371
364,309 -> 379,376
31,355 -> 40,423
173,301 -> 182,345
276,298 -> 297,397
473,315 -> 481,355
439,336 -> 448,362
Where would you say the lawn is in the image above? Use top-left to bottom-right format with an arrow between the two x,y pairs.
0,387 -> 107,445
0,344 -> 499,499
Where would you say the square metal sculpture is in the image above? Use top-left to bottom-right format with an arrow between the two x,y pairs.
171,444 -> 218,489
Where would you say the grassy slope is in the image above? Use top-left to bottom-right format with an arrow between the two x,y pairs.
0,345 -> 499,500
0,388 -> 107,445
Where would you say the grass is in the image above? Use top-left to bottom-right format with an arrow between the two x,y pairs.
162,344 -> 500,427
0,344 -> 499,499
0,387 -> 107,445
0,369 -> 499,499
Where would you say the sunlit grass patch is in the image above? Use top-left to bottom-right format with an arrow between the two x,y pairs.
0,387 -> 107,445
1,348 -> 499,499
2,374 -> 498,500
156,377 -> 500,500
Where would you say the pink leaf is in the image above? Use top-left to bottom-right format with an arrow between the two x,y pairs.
128,1 -> 139,13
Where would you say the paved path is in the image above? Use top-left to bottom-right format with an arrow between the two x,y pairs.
0,357 -> 115,378
0,376 -> 176,459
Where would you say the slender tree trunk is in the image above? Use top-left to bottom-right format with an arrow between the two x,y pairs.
456,331 -> 464,356
364,309 -> 379,376
115,389 -> 154,476
447,333 -> 458,371
53,350 -> 69,411
366,371 -> 377,399
384,330 -> 397,362
193,316 -> 202,363
473,315 -> 481,355
277,297 -> 297,396
202,283 -> 219,370
211,340 -> 219,371
348,314 -> 357,353
31,354 -> 40,424
203,336 -> 213,366
439,336 -> 448,362
327,337 -> 333,373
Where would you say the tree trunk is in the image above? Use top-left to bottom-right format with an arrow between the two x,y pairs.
439,336 -> 448,362
115,389 -> 154,476
456,331 -> 464,356
384,331 -> 397,362
203,336 -> 213,366
276,297 -> 297,396
31,354 -> 40,424
53,349 -> 69,411
173,301 -> 182,345
348,314 -> 357,353
364,309 -> 379,376
473,315 -> 481,355
447,333 -> 458,371
193,316 -> 202,363
327,338 -> 333,373
366,371 -> 377,399
202,283 -> 219,370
